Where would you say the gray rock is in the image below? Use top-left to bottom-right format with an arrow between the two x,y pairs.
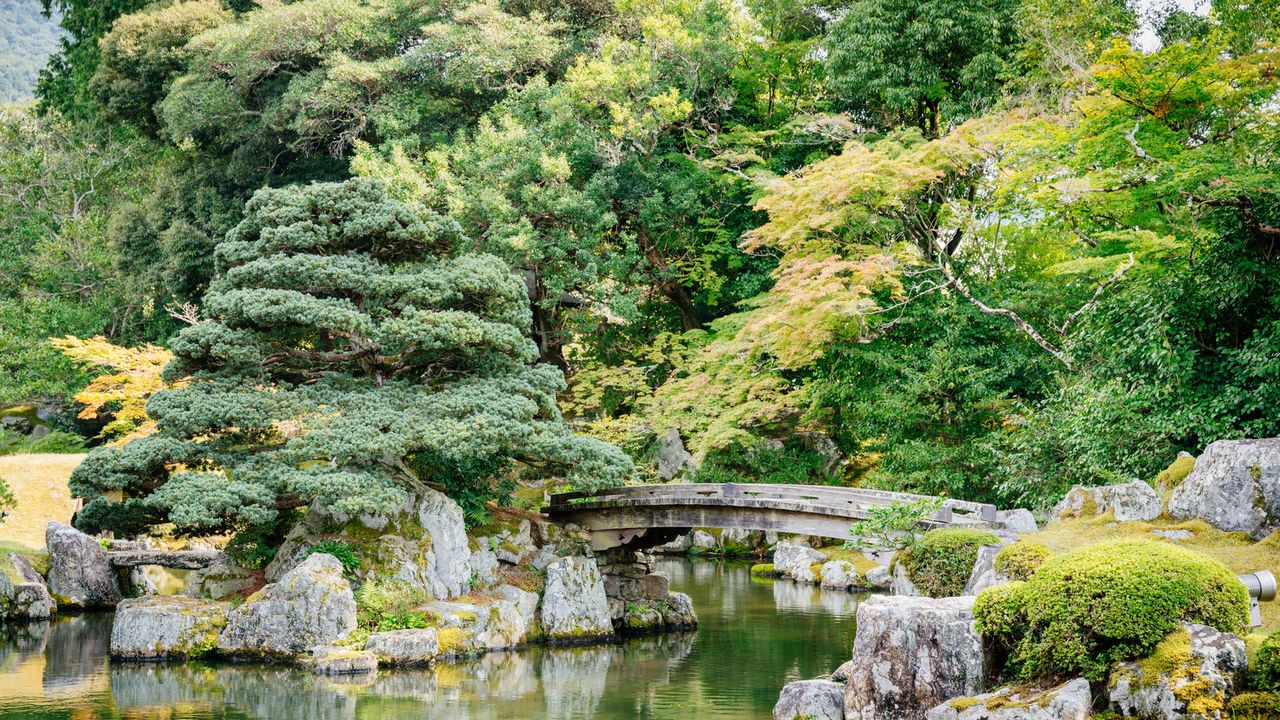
303,645 -> 377,676
844,595 -> 986,720
890,563 -> 920,597
45,522 -> 122,609
183,561 -> 259,600
6,553 -> 55,619
864,565 -> 893,590
217,553 -> 356,658
477,584 -> 541,649
997,509 -> 1038,533
540,556 -> 614,642
691,530 -> 718,550
773,541 -> 828,583
470,546 -> 499,587
478,520 -> 533,564
830,660 -> 855,683
1153,529 -> 1194,541
791,431 -> 845,475
659,591 -> 697,629
365,629 -> 439,666
530,545 -> 560,571
927,678 -> 1092,720
1108,623 -> 1245,720
1051,481 -> 1163,522
110,596 -> 229,660
267,489 -> 471,599
820,560 -> 859,590
655,427 -> 697,481
775,679 -> 845,720
1169,439 -> 1280,537
652,533 -> 692,554
963,543 -> 1011,596
720,527 -> 765,553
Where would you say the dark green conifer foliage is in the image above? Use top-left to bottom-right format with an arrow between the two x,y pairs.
71,178 -> 631,535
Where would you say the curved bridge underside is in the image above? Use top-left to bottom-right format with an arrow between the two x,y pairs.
543,483 -> 998,551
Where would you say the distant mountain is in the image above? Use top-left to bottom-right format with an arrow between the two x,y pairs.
0,0 -> 63,103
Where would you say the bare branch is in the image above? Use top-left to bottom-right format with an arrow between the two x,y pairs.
944,264 -> 1077,369
1058,253 -> 1135,337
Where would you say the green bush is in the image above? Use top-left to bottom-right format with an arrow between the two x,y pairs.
306,539 -> 360,575
0,475 -> 14,523
692,444 -> 841,486
973,539 -> 1250,681
994,541 -> 1052,582
354,578 -> 435,632
897,528 -> 999,598
1251,632 -> 1280,692
1229,692 -> 1280,719
0,429 -> 87,455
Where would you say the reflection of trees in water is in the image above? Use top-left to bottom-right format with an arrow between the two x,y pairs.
106,633 -> 698,720
43,613 -> 112,693
0,620 -> 49,672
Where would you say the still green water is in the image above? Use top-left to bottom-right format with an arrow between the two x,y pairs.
0,559 -> 863,720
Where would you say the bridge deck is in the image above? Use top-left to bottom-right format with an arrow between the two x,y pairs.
544,483 -> 998,551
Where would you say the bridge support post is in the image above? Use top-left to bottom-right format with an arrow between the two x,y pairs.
596,546 -> 698,635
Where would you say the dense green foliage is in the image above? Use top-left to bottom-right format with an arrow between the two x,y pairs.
5,0 -> 1278,516
69,178 -> 630,535
896,528 -> 998,597
1252,632 -> 1280,692
0,475 -> 14,522
0,0 -> 62,102
974,540 -> 1250,681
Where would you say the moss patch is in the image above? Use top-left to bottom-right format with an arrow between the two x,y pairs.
994,541 -> 1051,582
898,528 -> 998,598
1154,455 -> 1196,491
974,539 -> 1249,681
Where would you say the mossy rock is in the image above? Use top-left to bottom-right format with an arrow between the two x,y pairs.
974,539 -> 1250,681
750,563 -> 776,577
897,528 -> 999,598
993,541 -> 1052,582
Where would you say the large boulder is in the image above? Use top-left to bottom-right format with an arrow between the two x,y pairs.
997,509 -> 1038,533
773,541 -> 828,583
1108,623 -> 1246,720
266,489 -> 471,599
845,595 -> 986,720
540,556 -> 614,643
477,584 -> 542,649
820,560 -> 860,590
655,427 -> 697,481
775,679 -> 845,720
365,628 -> 439,666
45,522 -> 122,609
4,553 -> 55,620
890,563 -> 920,597
217,553 -> 356,659
1051,481 -> 1162,522
1169,439 -> 1280,537
110,596 -> 229,660
302,645 -> 377,676
962,543 -> 1010,596
927,678 -> 1092,720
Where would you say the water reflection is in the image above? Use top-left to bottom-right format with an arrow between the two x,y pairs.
0,560 -> 863,720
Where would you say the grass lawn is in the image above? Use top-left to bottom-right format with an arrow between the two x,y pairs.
0,452 -> 84,550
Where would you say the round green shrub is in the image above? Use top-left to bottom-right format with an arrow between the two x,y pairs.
750,563 -> 776,577
1229,691 -> 1280,719
973,539 -> 1250,681
897,528 -> 999,598
1251,632 -> 1280,692
994,541 -> 1052,582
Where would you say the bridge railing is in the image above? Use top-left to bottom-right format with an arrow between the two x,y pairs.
547,483 -> 998,525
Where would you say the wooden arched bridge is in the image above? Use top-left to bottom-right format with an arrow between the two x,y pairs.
543,483 -> 998,551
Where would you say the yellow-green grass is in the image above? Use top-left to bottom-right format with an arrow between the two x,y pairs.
1027,511 -> 1280,635
0,453 -> 84,550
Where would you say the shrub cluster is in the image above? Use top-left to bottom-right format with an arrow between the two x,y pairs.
897,528 -> 999,598
1251,632 -> 1280,692
974,539 -> 1250,681
993,541 -> 1052,582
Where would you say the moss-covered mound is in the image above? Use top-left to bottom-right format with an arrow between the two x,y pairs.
1229,691 -> 1280,719
1252,631 -> 1280,692
1155,454 -> 1196,491
974,539 -> 1250,681
994,541 -> 1052,582
897,528 -> 999,598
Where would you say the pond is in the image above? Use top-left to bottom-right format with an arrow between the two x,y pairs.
0,558 -> 864,720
